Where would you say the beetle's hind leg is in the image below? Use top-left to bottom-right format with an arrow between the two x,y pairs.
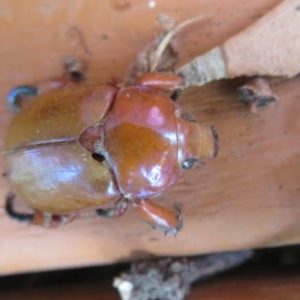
5,192 -> 33,223
5,193 -> 76,228
7,86 -> 39,112
7,56 -> 86,112
96,197 -> 129,218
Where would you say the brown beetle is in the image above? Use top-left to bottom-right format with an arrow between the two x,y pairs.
4,71 -> 218,235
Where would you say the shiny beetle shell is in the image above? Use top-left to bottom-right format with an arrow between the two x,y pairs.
4,73 -> 218,233
5,85 -> 120,214
80,85 -> 214,199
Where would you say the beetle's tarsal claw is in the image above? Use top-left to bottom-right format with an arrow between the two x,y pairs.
164,227 -> 171,236
7,86 -> 39,112
163,224 -> 179,237
5,192 -> 34,223
164,203 -> 183,237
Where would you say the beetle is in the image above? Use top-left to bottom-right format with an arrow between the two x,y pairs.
3,65 -> 218,235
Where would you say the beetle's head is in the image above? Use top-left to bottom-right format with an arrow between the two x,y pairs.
177,112 -> 218,170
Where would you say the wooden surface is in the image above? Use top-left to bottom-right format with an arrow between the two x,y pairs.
1,0 -> 300,275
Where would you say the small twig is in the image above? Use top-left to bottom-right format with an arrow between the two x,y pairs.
149,15 -> 211,73
125,14 -> 211,84
113,250 -> 253,300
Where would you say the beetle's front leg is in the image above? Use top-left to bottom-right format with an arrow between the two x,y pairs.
96,197 -> 129,218
5,193 -> 77,228
135,73 -> 183,101
7,56 -> 86,112
133,199 -> 182,236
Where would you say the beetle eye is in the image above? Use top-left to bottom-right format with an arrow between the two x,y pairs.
181,158 -> 198,170
91,153 -> 105,163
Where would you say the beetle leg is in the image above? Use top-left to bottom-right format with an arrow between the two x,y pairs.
133,199 -> 182,236
31,211 -> 77,228
5,193 -> 76,228
96,197 -> 129,218
5,192 -> 33,222
7,79 -> 73,112
7,86 -> 39,112
135,73 -> 183,92
7,57 -> 86,112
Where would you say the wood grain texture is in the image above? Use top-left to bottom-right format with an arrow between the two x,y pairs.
2,0 -> 299,275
